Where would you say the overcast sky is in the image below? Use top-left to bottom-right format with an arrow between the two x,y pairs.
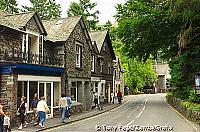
16,0 -> 126,24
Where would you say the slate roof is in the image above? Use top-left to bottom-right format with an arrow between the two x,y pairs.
43,16 -> 81,42
89,30 -> 116,60
5,12 -> 35,29
0,11 -> 25,32
0,11 -> 46,34
89,30 -> 108,52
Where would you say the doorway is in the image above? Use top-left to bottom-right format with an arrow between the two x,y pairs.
38,82 -> 53,118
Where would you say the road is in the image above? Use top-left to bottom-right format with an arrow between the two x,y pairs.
45,94 -> 199,132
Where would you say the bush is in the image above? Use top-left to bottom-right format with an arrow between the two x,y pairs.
189,90 -> 200,103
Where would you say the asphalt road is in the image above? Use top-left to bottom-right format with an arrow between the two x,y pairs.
45,94 -> 199,132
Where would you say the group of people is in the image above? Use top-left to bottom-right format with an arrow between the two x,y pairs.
91,90 -> 123,110
0,93 -> 72,131
58,94 -> 72,123
17,94 -> 50,130
111,90 -> 123,104
92,92 -> 105,110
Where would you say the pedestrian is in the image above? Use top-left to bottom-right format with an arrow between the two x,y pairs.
111,92 -> 114,104
31,93 -> 40,125
91,92 -> 95,109
94,92 -> 98,108
117,90 -> 122,104
17,96 -> 27,130
99,93 -> 104,110
37,96 -> 49,128
59,94 -> 67,123
3,111 -> 11,132
65,94 -> 72,119
0,101 -> 5,132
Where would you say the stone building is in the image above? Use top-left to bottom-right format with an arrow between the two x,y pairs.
114,58 -> 125,96
89,30 -> 116,103
43,16 -> 92,110
0,11 -> 92,126
0,11 -> 66,126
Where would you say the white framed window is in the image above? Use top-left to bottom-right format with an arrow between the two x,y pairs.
71,82 -> 78,101
39,35 -> 43,62
91,55 -> 95,72
76,44 -> 82,68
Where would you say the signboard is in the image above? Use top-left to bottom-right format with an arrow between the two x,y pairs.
195,74 -> 200,94
7,75 -> 13,85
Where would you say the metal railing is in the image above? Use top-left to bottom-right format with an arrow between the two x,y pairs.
0,49 -> 63,67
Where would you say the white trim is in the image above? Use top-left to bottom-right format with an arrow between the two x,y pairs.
91,55 -> 95,72
27,81 -> 30,110
18,75 -> 61,82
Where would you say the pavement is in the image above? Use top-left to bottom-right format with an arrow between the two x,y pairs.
13,95 -> 133,132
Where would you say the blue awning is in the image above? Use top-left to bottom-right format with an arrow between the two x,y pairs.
0,63 -> 64,76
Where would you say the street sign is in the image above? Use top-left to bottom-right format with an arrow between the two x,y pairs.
195,74 -> 200,94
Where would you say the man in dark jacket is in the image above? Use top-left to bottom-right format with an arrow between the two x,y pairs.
31,93 -> 39,125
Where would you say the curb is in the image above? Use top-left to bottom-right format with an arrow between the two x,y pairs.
37,96 -> 132,131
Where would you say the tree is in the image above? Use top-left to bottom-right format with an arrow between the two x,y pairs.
67,0 -> 99,30
22,0 -> 61,20
0,0 -> 18,13
115,0 -> 200,99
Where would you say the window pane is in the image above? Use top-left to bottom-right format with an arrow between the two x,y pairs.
53,82 -> 60,107
39,83 -> 44,97
71,88 -> 76,101
46,83 -> 51,106
29,81 -> 38,110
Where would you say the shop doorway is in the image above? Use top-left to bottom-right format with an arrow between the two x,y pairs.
38,82 -> 53,118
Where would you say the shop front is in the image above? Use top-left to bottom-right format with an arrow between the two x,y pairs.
17,75 -> 61,118
0,63 -> 64,125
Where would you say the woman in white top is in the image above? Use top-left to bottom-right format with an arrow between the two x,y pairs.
59,94 -> 67,123
37,96 -> 49,127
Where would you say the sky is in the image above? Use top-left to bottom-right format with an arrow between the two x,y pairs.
16,0 -> 126,24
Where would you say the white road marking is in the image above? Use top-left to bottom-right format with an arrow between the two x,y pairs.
125,98 -> 148,127
44,96 -> 134,131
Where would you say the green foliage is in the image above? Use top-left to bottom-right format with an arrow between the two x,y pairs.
112,38 -> 157,90
115,0 -> 200,100
189,90 -> 200,103
0,0 -> 18,13
22,0 -> 61,20
67,0 -> 99,30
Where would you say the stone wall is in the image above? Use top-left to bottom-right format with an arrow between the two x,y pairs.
0,27 -> 22,54
66,21 -> 91,79
0,74 -> 18,126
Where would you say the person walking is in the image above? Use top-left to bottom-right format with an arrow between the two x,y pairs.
111,92 -> 114,104
37,96 -> 49,128
18,96 -> 27,130
94,92 -> 98,108
31,93 -> 39,125
99,93 -> 104,110
0,101 -> 5,132
65,94 -> 72,119
59,94 -> 67,123
117,90 -> 122,104
3,111 -> 11,132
